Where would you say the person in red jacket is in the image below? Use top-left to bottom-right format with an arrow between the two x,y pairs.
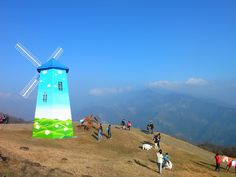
215,153 -> 221,172
127,121 -> 132,131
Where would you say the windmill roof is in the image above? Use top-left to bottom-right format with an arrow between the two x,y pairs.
37,58 -> 69,73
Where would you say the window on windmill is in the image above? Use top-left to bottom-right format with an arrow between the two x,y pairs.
58,81 -> 63,91
43,92 -> 47,102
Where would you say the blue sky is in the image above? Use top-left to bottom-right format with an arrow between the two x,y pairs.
0,0 -> 236,118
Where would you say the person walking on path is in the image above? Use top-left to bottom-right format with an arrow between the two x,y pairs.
107,124 -> 112,139
153,134 -> 158,149
153,133 -> 161,149
215,153 -> 221,172
98,123 -> 103,142
157,149 -> 164,174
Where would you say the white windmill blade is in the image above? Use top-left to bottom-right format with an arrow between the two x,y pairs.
15,42 -> 42,67
49,47 -> 63,60
20,73 -> 40,99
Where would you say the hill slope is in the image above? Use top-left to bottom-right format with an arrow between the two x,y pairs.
0,124 -> 235,177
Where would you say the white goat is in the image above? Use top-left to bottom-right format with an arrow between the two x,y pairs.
142,144 -> 153,150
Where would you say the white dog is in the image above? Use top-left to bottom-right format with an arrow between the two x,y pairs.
163,160 -> 173,170
142,144 -> 153,150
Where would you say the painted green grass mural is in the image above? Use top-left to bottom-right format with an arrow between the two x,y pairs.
33,118 -> 73,139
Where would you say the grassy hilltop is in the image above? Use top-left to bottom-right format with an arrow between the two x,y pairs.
0,123 -> 235,177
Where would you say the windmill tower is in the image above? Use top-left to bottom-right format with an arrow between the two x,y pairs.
15,43 -> 74,139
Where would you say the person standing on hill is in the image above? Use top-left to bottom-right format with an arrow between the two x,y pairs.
150,121 -> 154,134
215,153 -> 221,172
157,149 -> 163,174
121,119 -> 126,130
98,123 -> 103,142
153,134 -> 158,149
146,123 -> 150,133
127,121 -> 132,131
107,124 -> 112,139
154,133 -> 161,149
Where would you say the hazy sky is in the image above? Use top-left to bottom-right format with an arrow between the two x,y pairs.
0,0 -> 236,119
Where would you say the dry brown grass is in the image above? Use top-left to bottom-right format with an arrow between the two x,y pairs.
0,124 -> 235,177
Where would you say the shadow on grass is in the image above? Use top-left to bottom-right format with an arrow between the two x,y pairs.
140,129 -> 149,134
134,159 -> 157,172
149,159 -> 156,164
91,133 -> 98,141
140,141 -> 154,146
91,131 -> 109,141
140,129 -> 157,135
93,131 -> 98,136
191,160 -> 227,171
103,133 -> 109,139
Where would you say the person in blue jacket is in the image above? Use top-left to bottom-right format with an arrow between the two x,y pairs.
162,153 -> 170,168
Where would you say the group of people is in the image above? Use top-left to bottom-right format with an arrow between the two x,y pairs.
84,117 -> 236,174
144,121 -> 172,174
97,119 -> 133,142
97,119 -> 171,174
153,132 -> 171,173
97,123 -> 112,142
96,119 -> 133,142
157,149 -> 170,174
215,153 -> 236,173
121,119 -> 132,131
146,121 -> 154,134
0,113 -> 9,124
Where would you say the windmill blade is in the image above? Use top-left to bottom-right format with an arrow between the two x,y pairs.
15,42 -> 41,67
49,47 -> 63,60
20,74 -> 40,98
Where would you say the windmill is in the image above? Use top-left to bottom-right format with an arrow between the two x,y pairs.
15,43 -> 74,139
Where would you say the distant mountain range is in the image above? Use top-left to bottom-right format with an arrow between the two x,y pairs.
76,89 -> 236,146
1,89 -> 235,146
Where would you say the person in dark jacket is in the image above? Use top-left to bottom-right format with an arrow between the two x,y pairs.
107,124 -> 112,139
121,119 -> 126,130
153,133 -> 161,149
150,121 -> 154,134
